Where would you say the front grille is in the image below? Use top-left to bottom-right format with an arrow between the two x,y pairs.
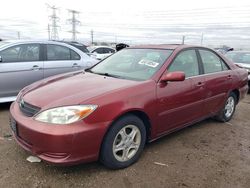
19,100 -> 41,117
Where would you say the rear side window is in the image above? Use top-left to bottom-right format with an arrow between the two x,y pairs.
47,45 -> 70,60
70,50 -> 80,60
199,50 -> 229,73
0,44 -> 40,62
47,44 -> 81,61
93,48 -> 104,54
168,50 -> 199,78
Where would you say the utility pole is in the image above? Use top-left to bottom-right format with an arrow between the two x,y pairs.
17,31 -> 20,39
47,4 -> 60,40
182,35 -> 185,44
91,30 -> 94,44
67,9 -> 80,41
48,24 -> 51,40
201,33 -> 204,45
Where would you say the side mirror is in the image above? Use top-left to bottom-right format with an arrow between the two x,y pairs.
160,71 -> 185,82
0,55 -> 2,62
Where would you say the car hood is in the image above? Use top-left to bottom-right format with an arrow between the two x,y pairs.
22,72 -> 139,109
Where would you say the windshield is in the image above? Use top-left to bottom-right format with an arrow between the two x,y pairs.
90,48 -> 173,81
225,52 -> 250,64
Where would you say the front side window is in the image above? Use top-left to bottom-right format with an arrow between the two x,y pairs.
0,44 -> 40,62
199,50 -> 228,73
168,50 -> 199,78
90,49 -> 173,81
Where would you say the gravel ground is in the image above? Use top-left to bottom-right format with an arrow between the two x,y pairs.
0,95 -> 249,188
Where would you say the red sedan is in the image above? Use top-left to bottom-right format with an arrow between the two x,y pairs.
10,45 -> 248,169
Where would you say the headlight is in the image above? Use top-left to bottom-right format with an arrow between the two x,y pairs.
34,105 -> 97,125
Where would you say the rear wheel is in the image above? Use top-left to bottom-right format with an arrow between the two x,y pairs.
100,114 -> 146,169
215,92 -> 237,122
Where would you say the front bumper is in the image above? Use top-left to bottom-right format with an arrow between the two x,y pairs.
10,102 -> 110,165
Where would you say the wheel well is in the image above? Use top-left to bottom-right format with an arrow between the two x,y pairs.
231,89 -> 240,104
127,111 -> 152,142
107,110 -> 152,142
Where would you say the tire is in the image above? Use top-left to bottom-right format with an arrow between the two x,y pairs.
100,114 -> 146,169
215,92 -> 237,122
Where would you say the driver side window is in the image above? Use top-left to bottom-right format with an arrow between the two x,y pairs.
168,50 -> 199,78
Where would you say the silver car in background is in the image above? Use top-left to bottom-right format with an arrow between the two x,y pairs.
0,40 -> 98,103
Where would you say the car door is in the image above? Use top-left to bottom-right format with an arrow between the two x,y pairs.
0,43 -> 43,99
43,44 -> 82,78
198,49 -> 232,115
156,49 -> 206,135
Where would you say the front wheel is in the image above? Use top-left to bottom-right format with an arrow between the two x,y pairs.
100,114 -> 146,169
215,92 -> 237,122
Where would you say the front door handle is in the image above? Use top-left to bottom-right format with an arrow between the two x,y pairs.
196,82 -> 204,87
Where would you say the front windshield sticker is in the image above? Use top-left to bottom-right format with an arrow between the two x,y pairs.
138,59 -> 159,68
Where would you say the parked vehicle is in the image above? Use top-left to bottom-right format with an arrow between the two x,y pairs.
10,45 -> 248,169
57,41 -> 90,54
225,51 -> 250,88
87,46 -> 115,60
0,40 -> 98,103
215,46 -> 234,54
116,43 -> 129,51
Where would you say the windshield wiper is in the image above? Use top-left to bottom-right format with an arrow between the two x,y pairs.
85,68 -> 93,73
85,69 -> 123,79
94,72 -> 122,78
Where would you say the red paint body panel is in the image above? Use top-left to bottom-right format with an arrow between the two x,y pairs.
10,102 -> 110,164
10,45 -> 249,165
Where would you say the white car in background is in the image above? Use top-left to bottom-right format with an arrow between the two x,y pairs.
225,51 -> 250,90
87,46 -> 115,60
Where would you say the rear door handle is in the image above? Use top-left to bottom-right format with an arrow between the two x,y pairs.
72,63 -> 81,68
227,75 -> 232,79
31,65 -> 42,71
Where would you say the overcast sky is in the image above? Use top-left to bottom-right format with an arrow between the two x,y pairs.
1,0 -> 250,48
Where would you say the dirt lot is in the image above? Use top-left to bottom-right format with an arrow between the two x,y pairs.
0,96 -> 249,188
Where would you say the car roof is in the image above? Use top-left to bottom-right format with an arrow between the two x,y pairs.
128,44 -> 204,50
0,40 -> 83,50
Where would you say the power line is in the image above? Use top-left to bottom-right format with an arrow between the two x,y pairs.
67,9 -> 81,41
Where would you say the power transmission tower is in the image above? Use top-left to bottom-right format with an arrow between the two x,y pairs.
47,4 -> 60,40
67,9 -> 80,41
